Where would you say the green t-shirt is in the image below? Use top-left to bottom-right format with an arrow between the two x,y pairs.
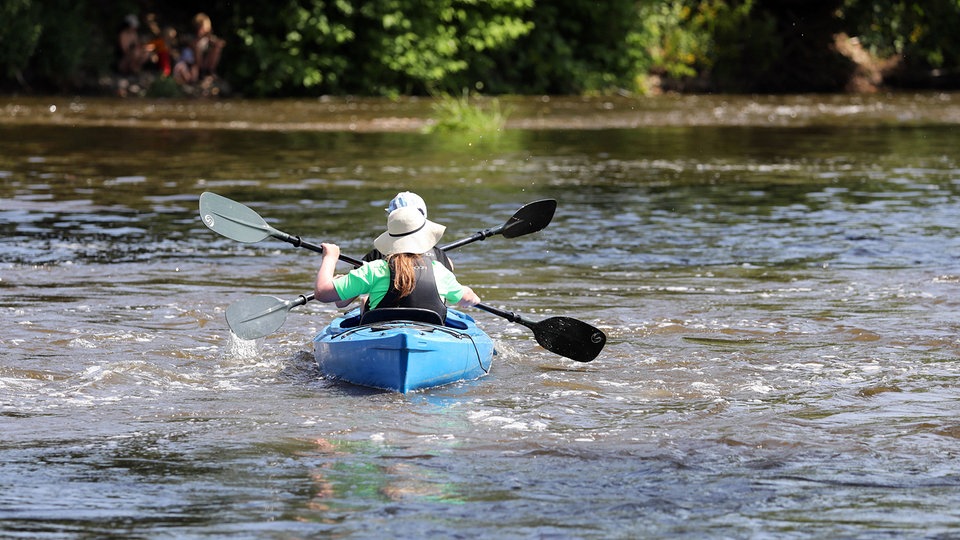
333,259 -> 466,308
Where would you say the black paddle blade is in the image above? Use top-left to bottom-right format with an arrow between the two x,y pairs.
529,316 -> 606,362
226,295 -> 294,340
501,199 -> 556,238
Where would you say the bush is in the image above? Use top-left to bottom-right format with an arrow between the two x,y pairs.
0,0 -> 43,86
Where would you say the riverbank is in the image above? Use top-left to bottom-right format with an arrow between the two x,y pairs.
101,71 -> 232,99
3,92 -> 960,132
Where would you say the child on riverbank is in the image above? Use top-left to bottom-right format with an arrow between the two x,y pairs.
191,13 -> 225,79
116,14 -> 149,75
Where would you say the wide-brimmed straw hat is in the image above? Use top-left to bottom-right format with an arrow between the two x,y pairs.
374,207 -> 445,255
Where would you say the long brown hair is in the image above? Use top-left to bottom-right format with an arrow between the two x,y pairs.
387,253 -> 424,298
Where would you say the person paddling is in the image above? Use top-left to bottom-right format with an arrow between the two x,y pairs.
314,207 -> 480,323
362,191 -> 454,271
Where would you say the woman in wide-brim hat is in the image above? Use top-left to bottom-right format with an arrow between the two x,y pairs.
362,191 -> 455,271
315,207 -> 480,321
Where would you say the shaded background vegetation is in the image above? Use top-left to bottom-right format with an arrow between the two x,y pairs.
2,0 -> 959,97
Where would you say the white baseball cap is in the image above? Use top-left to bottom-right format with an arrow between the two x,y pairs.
386,191 -> 427,217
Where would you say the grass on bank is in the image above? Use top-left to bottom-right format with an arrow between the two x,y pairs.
424,90 -> 510,135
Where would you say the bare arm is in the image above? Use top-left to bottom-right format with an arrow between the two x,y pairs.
335,295 -> 360,309
314,243 -> 344,303
455,286 -> 480,307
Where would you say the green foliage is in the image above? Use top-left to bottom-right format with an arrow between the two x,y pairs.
230,0 -> 354,96
0,0 -> 133,91
145,75 -> 183,98
3,0 -> 960,95
31,0 -> 101,89
424,89 -> 509,134
228,0 -> 533,97
841,0 -> 960,70
687,0 -> 779,92
0,0 -> 43,82
480,0 -> 645,95
635,2 -> 703,79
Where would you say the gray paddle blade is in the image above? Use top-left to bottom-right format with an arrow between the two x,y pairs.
199,192 -> 274,243
530,316 -> 606,362
225,295 -> 292,340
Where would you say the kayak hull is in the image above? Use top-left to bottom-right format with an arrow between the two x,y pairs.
312,308 -> 494,393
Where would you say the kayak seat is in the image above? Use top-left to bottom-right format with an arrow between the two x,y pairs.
360,308 -> 444,326
339,314 -> 363,328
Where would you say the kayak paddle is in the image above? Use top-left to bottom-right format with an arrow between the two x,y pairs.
201,191 -> 555,261
473,303 -> 606,363
226,293 -> 606,363
207,192 -> 607,362
213,193 -> 557,339
199,191 -> 364,266
226,293 -> 313,341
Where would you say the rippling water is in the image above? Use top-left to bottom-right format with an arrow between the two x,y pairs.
2,94 -> 960,538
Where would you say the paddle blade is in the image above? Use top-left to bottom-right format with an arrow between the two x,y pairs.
501,199 -> 556,238
199,192 -> 274,243
530,316 -> 606,362
226,295 -> 294,340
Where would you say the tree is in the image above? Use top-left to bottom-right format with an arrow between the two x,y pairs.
3,0 -> 960,96
0,0 -> 43,88
227,0 -> 534,97
841,0 -> 960,88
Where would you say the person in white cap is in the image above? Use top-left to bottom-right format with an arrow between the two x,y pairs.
386,191 -> 428,216
363,192 -> 453,271
315,207 -> 480,322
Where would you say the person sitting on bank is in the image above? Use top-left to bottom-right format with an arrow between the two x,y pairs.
314,207 -> 480,323
116,14 -> 149,75
144,13 -> 172,77
191,12 -> 226,78
173,41 -> 198,85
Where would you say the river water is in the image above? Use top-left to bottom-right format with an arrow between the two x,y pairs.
2,94 -> 960,538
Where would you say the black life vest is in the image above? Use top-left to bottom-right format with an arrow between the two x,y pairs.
373,256 -> 447,321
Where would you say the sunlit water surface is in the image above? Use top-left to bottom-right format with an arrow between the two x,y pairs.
2,94 -> 960,538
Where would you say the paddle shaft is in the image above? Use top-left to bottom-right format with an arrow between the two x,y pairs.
275,232 -> 364,267
438,226 -> 505,251
212,194 -> 606,360
223,218 -> 518,339
472,302 -> 527,326
203,193 -> 554,269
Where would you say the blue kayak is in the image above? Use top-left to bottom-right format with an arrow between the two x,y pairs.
312,307 -> 495,393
